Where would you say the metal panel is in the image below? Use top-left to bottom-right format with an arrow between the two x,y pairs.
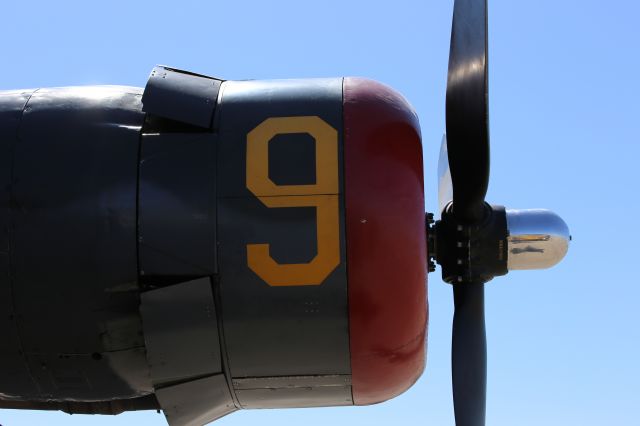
139,133 -> 216,277
233,375 -> 354,409
142,66 -> 222,128
10,86 -> 151,400
215,79 -> 351,380
156,374 -> 235,426
0,89 -> 39,398
140,277 -> 223,386
0,394 -> 159,414
236,386 -> 353,409
216,79 -> 344,197
233,375 -> 351,390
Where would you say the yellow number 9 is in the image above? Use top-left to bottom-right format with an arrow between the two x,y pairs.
246,116 -> 340,286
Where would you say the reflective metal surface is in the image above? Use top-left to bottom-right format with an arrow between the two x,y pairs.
506,209 -> 570,270
438,134 -> 453,215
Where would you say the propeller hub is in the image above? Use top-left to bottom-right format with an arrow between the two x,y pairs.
428,207 -> 571,283
430,203 -> 508,285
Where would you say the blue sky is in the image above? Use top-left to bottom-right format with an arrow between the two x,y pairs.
1,0 -> 638,425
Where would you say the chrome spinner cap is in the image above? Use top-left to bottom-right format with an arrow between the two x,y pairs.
506,209 -> 570,270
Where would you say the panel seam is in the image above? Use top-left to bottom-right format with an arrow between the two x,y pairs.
9,88 -> 43,396
211,81 -> 241,409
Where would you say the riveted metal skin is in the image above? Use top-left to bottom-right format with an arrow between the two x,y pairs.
233,376 -> 352,408
156,374 -> 234,426
215,79 -> 352,409
139,278 -> 224,387
138,133 -> 217,279
0,86 -> 154,406
140,277 -> 235,425
0,89 -> 40,399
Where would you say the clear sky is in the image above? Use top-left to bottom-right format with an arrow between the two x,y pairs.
1,0 -> 638,425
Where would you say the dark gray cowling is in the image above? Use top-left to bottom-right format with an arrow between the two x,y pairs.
0,86 -> 155,411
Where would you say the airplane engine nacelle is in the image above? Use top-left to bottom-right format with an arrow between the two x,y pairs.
0,67 -> 427,425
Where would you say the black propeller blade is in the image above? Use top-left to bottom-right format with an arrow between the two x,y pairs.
431,2 -> 570,425
451,284 -> 487,426
445,1 -> 490,425
446,0 -> 489,225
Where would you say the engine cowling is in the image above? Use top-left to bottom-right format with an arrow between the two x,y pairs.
0,67 -> 427,425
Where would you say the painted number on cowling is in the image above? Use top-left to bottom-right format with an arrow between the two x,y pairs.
246,116 -> 340,286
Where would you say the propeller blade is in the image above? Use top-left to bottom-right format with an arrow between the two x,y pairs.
438,134 -> 454,215
452,284 -> 487,426
446,0 -> 490,224
446,1 -> 490,424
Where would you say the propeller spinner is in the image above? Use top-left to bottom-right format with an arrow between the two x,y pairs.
427,1 -> 571,425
